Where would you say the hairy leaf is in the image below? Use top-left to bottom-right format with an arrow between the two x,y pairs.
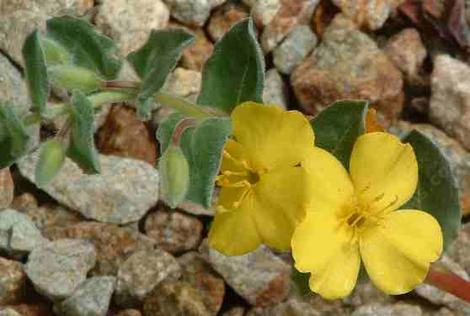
0,103 -> 30,169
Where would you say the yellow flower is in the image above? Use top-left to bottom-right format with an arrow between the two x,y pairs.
292,132 -> 443,299
208,102 -> 315,256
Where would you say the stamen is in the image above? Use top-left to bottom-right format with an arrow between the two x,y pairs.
372,195 -> 399,217
222,170 -> 248,177
223,150 -> 253,171
233,189 -> 252,208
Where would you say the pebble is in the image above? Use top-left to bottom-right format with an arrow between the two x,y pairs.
95,0 -> 169,55
273,25 -> 317,75
163,67 -> 202,99
0,54 -> 30,114
263,69 -> 288,109
18,152 -> 160,224
351,303 -> 422,316
251,0 -> 282,27
292,14 -> 403,121
0,258 -> 25,305
55,276 -> 116,316
164,0 -> 215,27
144,208 -> 203,254
429,55 -> 470,151
0,169 -> 14,210
0,0 -> 93,16
207,2 -> 250,42
178,252 -> 225,315
201,242 -> 291,307
25,239 -> 96,300
0,309 -> 21,316
115,249 -> 181,306
448,222 -> 470,276
247,297 -> 320,316
96,105 -> 158,166
180,26 -> 214,71
116,310 -> 142,316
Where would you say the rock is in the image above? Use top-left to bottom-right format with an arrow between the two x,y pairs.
0,258 -> 25,305
292,14 -> 404,121
164,68 -> 202,99
384,28 -> 426,83
201,242 -> 290,307
261,0 -> 319,53
95,0 -> 169,55
389,122 -> 470,216
273,25 -> 317,75
0,209 -> 46,255
115,249 -> 181,306
0,0 -> 93,16
19,204 -> 82,233
164,0 -> 215,27
331,0 -> 404,30
0,309 -> 21,316
96,105 -> 158,166
251,0 -> 282,27
247,297 -> 320,316
344,280 -> 392,307
45,221 -> 155,276
430,55 -> 470,151
263,69 -> 288,109
18,153 -> 160,224
207,2 -> 250,42
448,222 -> 470,276
116,310 -> 142,316
143,281 -> 211,316
3,302 -> 53,316
180,26 -> 214,71
55,276 -> 115,316
352,303 -> 422,316
11,193 -> 38,213
415,256 -> 470,315
144,208 -> 203,254
0,54 -> 30,114
0,169 -> 13,209
178,252 -> 225,315
222,307 -> 245,316
25,239 -> 96,300
307,295 -> 350,316
0,10 -> 47,67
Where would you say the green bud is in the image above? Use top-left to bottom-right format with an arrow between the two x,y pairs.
160,145 -> 190,208
35,139 -> 65,188
48,65 -> 102,93
41,36 -> 71,66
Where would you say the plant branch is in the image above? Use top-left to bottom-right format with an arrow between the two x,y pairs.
171,118 -> 198,146
155,92 -> 226,119
426,268 -> 470,303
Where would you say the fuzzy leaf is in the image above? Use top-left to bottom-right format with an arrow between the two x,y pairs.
35,139 -> 65,187
197,18 -> 265,113
0,103 -> 30,169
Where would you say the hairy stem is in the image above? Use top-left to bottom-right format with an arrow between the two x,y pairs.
155,92 -> 225,119
426,268 -> 470,303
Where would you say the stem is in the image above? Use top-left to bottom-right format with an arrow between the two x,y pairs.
88,90 -> 136,107
426,268 -> 470,303
171,118 -> 198,146
155,92 -> 226,119
103,80 -> 140,89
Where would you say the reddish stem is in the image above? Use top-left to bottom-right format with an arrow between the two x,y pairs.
171,118 -> 197,146
425,268 -> 470,303
103,81 -> 140,89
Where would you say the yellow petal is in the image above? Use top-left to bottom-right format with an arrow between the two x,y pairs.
208,206 -> 261,256
251,166 -> 310,251
303,147 -> 354,214
220,139 -> 249,173
292,211 -> 361,299
360,210 -> 443,295
350,132 -> 418,213
231,102 -> 315,170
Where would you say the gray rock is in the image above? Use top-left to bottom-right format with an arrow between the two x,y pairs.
251,0 -> 281,27
448,222 -> 470,275
164,0 -> 214,27
56,276 -> 116,316
0,209 -> 45,254
163,67 -> 201,99
222,307 -> 245,316
95,0 -> 169,56
0,308 -> 21,316
18,153 -> 160,224
352,303 -> 422,316
207,2 -> 249,42
115,249 -> 181,306
201,242 -> 290,307
0,257 -> 25,305
273,25 -> 317,75
25,238 -> 96,300
0,54 -> 30,114
0,0 -> 93,16
430,55 -> 470,151
345,280 -> 392,307
0,169 -> 14,210
415,256 -> 470,315
247,297 -> 320,316
263,69 -> 288,109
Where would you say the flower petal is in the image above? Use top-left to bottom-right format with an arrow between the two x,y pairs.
231,102 -> 315,170
350,132 -> 418,213
292,211 -> 361,299
303,147 -> 354,214
208,207 -> 261,256
252,165 -> 310,251
360,210 -> 443,295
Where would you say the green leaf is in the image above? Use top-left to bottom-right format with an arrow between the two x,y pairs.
0,103 -> 30,169
46,16 -> 122,79
403,130 -> 461,251
311,100 -> 368,168
197,18 -> 265,113
67,90 -> 101,173
22,30 -> 49,114
127,29 -> 194,119
48,65 -> 102,94
157,115 -> 232,208
291,267 -> 311,297
159,145 -> 190,208
35,139 -> 66,187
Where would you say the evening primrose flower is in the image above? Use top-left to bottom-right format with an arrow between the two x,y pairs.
208,102 -> 315,256
292,132 -> 443,299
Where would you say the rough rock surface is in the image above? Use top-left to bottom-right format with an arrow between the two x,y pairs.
164,68 -> 202,99
251,0 -> 281,27
351,303 -> 422,316
18,153 -> 160,224
0,258 -> 25,305
263,69 -> 288,109
25,239 -> 96,300
247,297 -> 320,316
207,2 -> 250,42
164,0 -> 216,27
0,169 -> 14,210
0,54 -> 30,114
448,222 -> 470,276
95,0 -> 170,55
0,0 -> 93,16
292,15 -> 404,120
115,249 -> 181,306
430,55 -> 470,151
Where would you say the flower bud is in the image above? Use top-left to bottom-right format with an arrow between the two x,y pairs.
160,145 -> 190,208
48,65 -> 102,93
35,139 -> 65,188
